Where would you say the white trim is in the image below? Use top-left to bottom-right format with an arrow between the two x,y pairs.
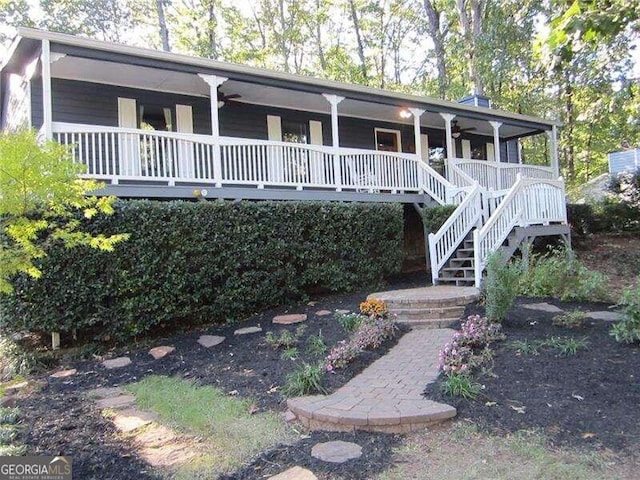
420,134 -> 429,162
486,143 -> 495,162
309,120 -> 323,145
267,115 -> 282,142
40,39 -> 52,138
461,139 -> 471,159
374,127 -> 402,152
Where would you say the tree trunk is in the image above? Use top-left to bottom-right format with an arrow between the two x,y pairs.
455,0 -> 485,95
348,0 -> 368,82
208,0 -> 217,58
423,0 -> 448,98
156,0 -> 170,51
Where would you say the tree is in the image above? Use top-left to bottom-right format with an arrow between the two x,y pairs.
0,131 -> 128,293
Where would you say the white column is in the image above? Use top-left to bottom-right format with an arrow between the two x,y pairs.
489,121 -> 502,163
408,108 -> 425,162
323,93 -> 345,191
41,39 -> 53,139
440,113 -> 456,159
198,74 -> 228,187
547,125 -> 560,178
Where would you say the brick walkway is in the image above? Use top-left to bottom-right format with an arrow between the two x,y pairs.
287,328 -> 456,433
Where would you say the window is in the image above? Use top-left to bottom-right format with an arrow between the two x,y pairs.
375,128 -> 402,152
282,120 -> 308,144
471,144 -> 485,160
139,105 -> 173,131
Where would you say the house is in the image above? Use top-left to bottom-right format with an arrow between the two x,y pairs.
609,147 -> 639,174
0,28 -> 569,287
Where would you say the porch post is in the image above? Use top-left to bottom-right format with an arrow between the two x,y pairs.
198,74 -> 228,188
440,113 -> 456,159
408,108 -> 425,162
41,39 -> 53,139
323,94 -> 345,191
547,125 -> 560,178
489,121 -> 502,188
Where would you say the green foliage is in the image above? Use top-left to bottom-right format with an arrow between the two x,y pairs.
552,310 -> 586,329
0,408 -> 20,425
1,200 -> 403,343
422,205 -> 457,232
336,312 -> 367,332
0,336 -> 38,382
0,131 -> 126,294
518,245 -> 608,302
440,372 -> 481,399
305,331 -> 327,357
610,281 -> 640,344
567,199 -> 640,236
266,326 -> 306,350
507,336 -> 589,356
484,251 -> 522,322
280,347 -> 299,361
281,363 -> 326,397
0,426 -> 17,445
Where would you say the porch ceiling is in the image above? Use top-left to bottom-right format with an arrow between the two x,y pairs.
51,55 -> 538,139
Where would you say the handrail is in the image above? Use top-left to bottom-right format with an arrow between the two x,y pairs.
427,183 -> 483,284
473,175 -> 567,285
450,158 -> 555,190
416,161 -> 458,206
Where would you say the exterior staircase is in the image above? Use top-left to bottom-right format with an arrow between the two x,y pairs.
437,234 -> 475,286
367,286 -> 480,328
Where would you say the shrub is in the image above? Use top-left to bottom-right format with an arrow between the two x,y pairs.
281,363 -> 326,397
0,200 -> 403,344
440,372 -> 481,399
325,317 -> 397,371
359,298 -> 388,318
422,205 -> 457,232
552,310 -> 586,329
439,315 -> 503,376
518,245 -> 609,302
484,252 -> 522,322
336,312 -> 366,332
610,280 -> 640,344
566,203 -> 596,237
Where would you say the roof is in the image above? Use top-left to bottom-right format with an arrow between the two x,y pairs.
2,28 -> 561,131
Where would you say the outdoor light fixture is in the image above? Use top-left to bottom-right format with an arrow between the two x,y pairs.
399,109 -> 412,119
452,131 -> 461,139
217,100 -> 225,108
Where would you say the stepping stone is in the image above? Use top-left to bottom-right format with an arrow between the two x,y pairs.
586,311 -> 624,321
111,408 -> 158,433
4,381 -> 28,392
273,314 -> 307,325
282,410 -> 297,423
197,335 -> 225,348
269,466 -> 318,480
335,309 -> 350,315
96,394 -> 136,410
315,310 -> 332,316
311,440 -> 362,463
149,346 -> 175,360
88,387 -> 125,399
50,369 -> 77,379
234,326 -> 263,335
102,357 -> 132,369
522,302 -> 563,313
307,301 -> 318,306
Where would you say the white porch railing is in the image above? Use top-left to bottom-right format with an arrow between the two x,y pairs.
473,175 -> 567,285
52,122 -> 455,199
449,158 -> 555,190
428,183 -> 483,284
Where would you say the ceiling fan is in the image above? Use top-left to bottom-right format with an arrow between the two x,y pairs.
451,120 -> 476,138
217,90 -> 241,108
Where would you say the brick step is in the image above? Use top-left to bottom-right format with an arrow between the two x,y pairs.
369,286 -> 480,310
438,278 -> 475,287
395,317 -> 460,328
389,306 -> 466,321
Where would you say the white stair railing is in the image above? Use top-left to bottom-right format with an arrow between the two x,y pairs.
473,175 -> 567,285
415,161 -> 460,206
428,183 -> 483,284
449,158 -> 555,190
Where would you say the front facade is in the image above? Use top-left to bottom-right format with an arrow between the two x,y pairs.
0,28 -> 568,286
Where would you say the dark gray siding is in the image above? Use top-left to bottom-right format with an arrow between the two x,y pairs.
45,78 -> 502,156
31,78 -> 43,129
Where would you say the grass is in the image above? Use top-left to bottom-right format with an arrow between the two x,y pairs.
377,421 -> 635,480
125,375 -> 297,477
507,336 -> 589,356
440,372 -> 482,399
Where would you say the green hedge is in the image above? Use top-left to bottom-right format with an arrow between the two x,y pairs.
567,200 -> 640,236
0,200 -> 403,342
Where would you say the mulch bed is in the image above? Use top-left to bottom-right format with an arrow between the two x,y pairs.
15,273 -> 425,480
220,431 -> 400,480
428,297 -> 640,453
